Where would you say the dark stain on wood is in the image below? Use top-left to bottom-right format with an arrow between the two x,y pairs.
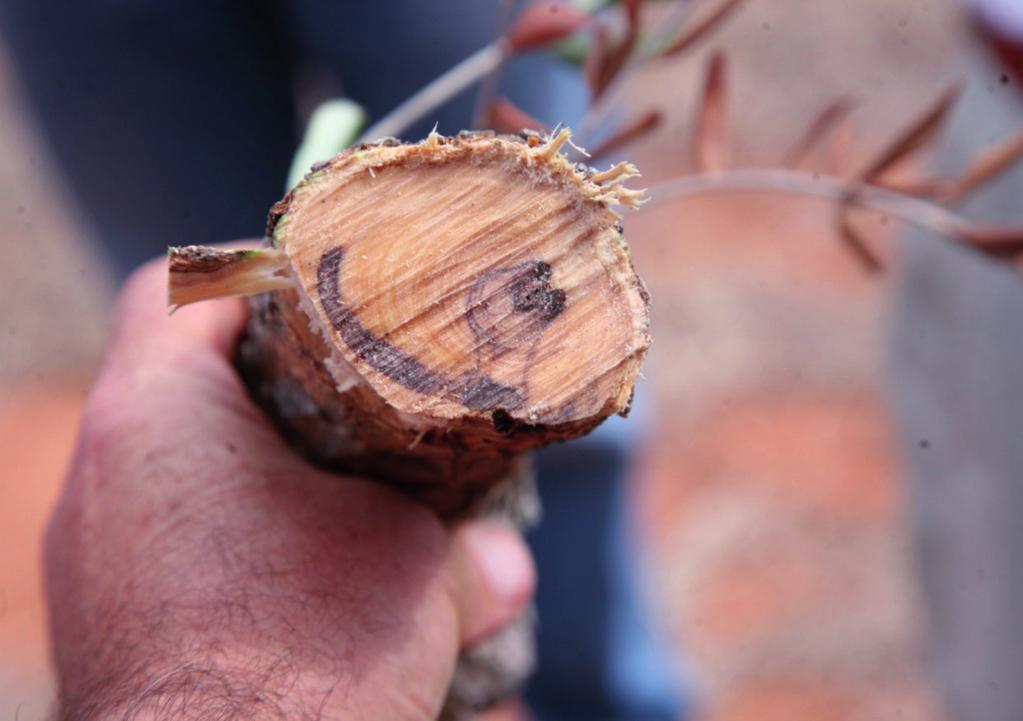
457,371 -> 525,411
318,246 -> 446,396
317,246 -> 529,413
466,260 -> 566,358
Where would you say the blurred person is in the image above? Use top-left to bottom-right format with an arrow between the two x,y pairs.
0,2 -> 685,719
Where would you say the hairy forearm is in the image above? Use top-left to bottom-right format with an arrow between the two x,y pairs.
46,472 -> 461,721
56,645 -> 359,721
56,642 -> 333,719
61,662 -> 301,721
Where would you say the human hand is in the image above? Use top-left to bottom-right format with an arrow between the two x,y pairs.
44,257 -> 535,720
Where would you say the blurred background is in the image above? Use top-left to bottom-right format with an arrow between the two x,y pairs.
2,1 -> 1023,720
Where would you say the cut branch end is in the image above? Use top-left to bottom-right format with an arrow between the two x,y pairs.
167,245 -> 292,310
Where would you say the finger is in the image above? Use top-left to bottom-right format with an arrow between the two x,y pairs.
449,521 -> 536,647
108,244 -> 259,367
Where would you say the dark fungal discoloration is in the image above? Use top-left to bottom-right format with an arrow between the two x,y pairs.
317,246 -> 528,412
509,261 -> 566,321
466,260 -> 566,358
317,247 -> 446,396
458,372 -> 525,411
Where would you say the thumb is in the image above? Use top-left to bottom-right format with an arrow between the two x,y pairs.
449,521 -> 536,648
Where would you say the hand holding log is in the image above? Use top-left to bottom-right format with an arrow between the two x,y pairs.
168,129 -> 649,717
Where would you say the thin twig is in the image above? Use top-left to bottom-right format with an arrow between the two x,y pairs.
650,169 -> 1023,262
472,0 -> 517,129
646,168 -> 970,242
359,43 -> 507,142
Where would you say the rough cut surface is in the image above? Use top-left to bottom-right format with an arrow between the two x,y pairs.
227,129 -> 650,515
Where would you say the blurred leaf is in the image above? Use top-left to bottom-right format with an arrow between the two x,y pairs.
509,2 -> 591,53
784,94 -> 860,169
584,0 -> 643,98
872,131 -> 1023,203
485,98 -> 548,134
859,83 -> 962,182
827,115 -> 855,176
692,51 -> 730,171
959,224 -> 1023,259
660,0 -> 746,57
584,24 -> 610,96
623,0 -> 643,34
553,33 -> 593,64
602,0 -> 643,87
875,176 -> 954,198
591,109 -> 662,159
287,99 -> 366,190
837,209 -> 883,272
944,131 -> 1023,204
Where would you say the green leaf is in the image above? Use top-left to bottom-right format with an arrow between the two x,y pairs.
286,99 -> 367,190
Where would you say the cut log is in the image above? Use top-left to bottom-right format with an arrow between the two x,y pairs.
169,129 -> 650,518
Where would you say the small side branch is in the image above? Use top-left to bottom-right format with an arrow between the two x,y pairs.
168,245 -> 293,310
358,43 -> 506,142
